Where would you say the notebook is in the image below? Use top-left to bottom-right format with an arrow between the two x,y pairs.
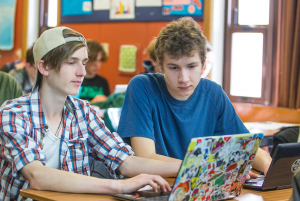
244,142 -> 300,190
113,133 -> 264,201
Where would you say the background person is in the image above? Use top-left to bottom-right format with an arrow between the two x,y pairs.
142,38 -> 159,74
9,47 -> 36,94
79,40 -> 110,103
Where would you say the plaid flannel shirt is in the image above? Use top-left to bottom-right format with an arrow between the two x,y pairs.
0,87 -> 134,201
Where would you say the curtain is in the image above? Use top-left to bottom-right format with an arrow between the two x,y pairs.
278,0 -> 300,109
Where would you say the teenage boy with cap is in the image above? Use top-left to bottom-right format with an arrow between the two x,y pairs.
0,27 -> 180,200
118,17 -> 272,177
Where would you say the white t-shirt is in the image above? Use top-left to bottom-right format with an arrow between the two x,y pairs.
42,128 -> 61,169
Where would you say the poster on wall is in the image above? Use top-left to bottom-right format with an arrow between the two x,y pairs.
62,0 -> 92,16
93,0 -> 110,10
162,0 -> 203,15
110,0 -> 135,20
0,0 -> 16,50
136,0 -> 162,7
118,45 -> 137,72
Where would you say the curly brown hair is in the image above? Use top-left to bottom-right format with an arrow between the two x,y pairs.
155,17 -> 207,68
87,40 -> 108,62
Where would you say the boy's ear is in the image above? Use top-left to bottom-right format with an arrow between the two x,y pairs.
37,60 -> 49,76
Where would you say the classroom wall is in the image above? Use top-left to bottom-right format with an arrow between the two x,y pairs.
61,21 -> 204,93
0,1 -> 24,68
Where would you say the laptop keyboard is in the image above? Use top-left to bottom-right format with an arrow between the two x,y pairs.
246,177 -> 265,187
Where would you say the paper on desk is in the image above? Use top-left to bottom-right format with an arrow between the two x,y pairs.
244,121 -> 299,131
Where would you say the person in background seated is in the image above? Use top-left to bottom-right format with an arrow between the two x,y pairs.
0,54 -> 23,106
9,47 -> 36,94
142,38 -> 159,74
201,42 -> 214,79
0,26 -> 180,201
0,60 -> 24,73
79,40 -> 110,103
117,17 -> 272,178
0,71 -> 23,106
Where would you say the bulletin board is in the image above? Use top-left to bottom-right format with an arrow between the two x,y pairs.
60,0 -> 204,23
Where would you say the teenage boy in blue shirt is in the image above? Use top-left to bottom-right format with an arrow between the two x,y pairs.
118,17 -> 272,177
0,27 -> 179,201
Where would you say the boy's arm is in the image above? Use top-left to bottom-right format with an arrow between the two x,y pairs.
130,137 -> 182,163
252,148 -> 272,175
118,155 -> 181,178
21,160 -> 172,194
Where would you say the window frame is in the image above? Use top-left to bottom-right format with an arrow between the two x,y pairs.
223,0 -> 275,105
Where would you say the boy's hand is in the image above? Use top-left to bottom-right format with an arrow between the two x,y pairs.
118,174 -> 172,194
246,170 -> 258,180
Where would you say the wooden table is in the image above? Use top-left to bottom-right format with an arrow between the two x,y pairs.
20,178 -> 292,201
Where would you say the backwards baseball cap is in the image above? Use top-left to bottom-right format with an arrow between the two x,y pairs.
32,26 -> 86,90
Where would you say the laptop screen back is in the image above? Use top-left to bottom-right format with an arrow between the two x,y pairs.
169,133 -> 263,200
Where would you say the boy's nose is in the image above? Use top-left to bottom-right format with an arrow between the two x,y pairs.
178,69 -> 190,82
76,63 -> 87,77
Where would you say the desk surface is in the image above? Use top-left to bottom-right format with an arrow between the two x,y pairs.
20,178 -> 292,201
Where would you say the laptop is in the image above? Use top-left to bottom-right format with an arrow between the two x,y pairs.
244,142 -> 300,190
113,133 -> 264,201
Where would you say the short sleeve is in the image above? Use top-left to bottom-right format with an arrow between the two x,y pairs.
0,108 -> 46,177
117,75 -> 155,141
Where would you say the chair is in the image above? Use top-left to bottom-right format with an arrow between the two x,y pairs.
103,107 -> 122,132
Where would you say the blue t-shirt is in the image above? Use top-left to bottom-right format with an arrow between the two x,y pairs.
117,73 -> 248,160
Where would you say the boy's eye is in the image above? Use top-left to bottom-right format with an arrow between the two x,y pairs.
189,65 -> 195,68
170,67 -> 178,70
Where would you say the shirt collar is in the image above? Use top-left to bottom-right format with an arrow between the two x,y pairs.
29,87 -> 80,129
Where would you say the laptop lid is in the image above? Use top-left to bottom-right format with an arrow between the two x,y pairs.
169,133 -> 263,201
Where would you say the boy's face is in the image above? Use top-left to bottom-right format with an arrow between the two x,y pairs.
46,47 -> 88,96
160,51 -> 203,100
85,52 -> 102,78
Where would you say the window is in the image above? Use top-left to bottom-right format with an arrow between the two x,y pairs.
223,0 -> 274,105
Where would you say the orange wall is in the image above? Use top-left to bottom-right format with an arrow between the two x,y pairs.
0,1 -> 24,68
61,21 -> 204,93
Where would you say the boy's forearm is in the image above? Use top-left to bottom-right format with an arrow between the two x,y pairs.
22,161 -> 120,194
118,155 -> 181,178
148,153 -> 182,163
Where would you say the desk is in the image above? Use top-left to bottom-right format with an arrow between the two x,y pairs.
20,178 -> 292,201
